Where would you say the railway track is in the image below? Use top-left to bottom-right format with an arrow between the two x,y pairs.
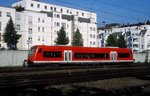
0,63 -> 149,73
0,65 -> 150,89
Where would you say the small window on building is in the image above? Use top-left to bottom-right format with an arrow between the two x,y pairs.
16,14 -> 21,20
16,24 -> 20,30
67,10 -> 69,13
38,27 -> 40,32
37,4 -> 40,8
6,12 -> 11,17
51,7 -> 53,10
31,3 -> 34,7
82,13 -> 84,16
45,6 -> 47,9
38,36 -> 40,41
0,22 -> 1,31
54,7 -> 56,11
76,12 -> 78,15
42,27 -> 44,32
28,28 -> 32,34
0,11 -> 2,17
93,42 -> 95,45
42,19 -> 44,23
38,18 -> 40,22
60,9 -> 63,12
57,14 -> 60,18
0,33 -> 1,41
57,22 -> 60,27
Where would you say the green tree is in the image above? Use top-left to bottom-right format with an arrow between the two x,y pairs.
106,34 -> 117,47
3,17 -> 21,50
55,27 -> 69,45
118,35 -> 127,48
72,29 -> 83,46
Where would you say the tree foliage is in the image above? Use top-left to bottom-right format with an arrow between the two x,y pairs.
3,17 -> 21,50
72,29 -> 83,46
106,34 -> 117,47
118,35 -> 127,48
55,27 -> 69,45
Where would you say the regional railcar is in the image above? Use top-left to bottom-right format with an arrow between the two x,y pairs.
26,45 -> 134,66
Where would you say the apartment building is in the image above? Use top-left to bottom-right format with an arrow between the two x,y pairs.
98,23 -> 150,53
0,6 -> 15,49
12,0 -> 97,50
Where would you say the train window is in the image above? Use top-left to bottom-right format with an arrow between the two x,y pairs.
43,51 -> 62,58
74,53 -> 109,59
28,46 -> 37,56
118,53 -> 130,58
38,48 -> 42,53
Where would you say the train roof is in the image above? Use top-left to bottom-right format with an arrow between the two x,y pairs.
32,45 -> 131,50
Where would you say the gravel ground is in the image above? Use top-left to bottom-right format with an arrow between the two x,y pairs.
52,77 -> 150,92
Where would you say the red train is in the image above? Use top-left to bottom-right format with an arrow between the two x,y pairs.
26,45 -> 134,66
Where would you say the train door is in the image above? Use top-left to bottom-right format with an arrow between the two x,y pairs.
64,50 -> 72,63
110,51 -> 117,62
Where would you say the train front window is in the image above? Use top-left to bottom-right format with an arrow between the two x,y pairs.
28,46 -> 37,56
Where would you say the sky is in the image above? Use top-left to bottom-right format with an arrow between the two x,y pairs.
0,0 -> 150,27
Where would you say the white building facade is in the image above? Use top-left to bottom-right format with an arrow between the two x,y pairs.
12,0 -> 97,50
0,6 -> 16,49
98,24 -> 150,53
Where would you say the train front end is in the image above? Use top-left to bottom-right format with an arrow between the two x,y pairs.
27,46 -> 37,66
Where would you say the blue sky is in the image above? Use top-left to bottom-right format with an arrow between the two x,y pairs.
0,0 -> 150,27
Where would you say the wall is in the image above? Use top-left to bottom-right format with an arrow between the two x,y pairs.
0,50 -> 28,67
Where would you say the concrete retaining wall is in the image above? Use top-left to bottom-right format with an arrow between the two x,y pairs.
0,50 -> 28,67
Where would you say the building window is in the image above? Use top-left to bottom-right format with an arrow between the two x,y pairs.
0,22 -> 1,31
57,22 -> 60,27
42,19 -> 44,23
28,28 -> 32,34
31,3 -> 34,7
38,27 -> 40,32
42,27 -> 44,32
60,9 -> 63,12
82,13 -> 84,16
67,10 -> 69,13
51,7 -> 53,10
28,16 -> 32,25
90,34 -> 92,38
6,12 -> 11,17
42,36 -> 45,41
93,35 -> 95,38
45,6 -> 47,9
16,14 -> 21,20
16,24 -> 20,30
0,11 -> 1,17
28,37 -> 32,44
54,7 -> 56,11
76,12 -> 78,15
90,27 -> 92,31
0,33 -> 1,41
93,42 -> 95,45
38,18 -> 40,22
57,14 -> 60,18
38,36 -> 40,41
37,4 -> 40,8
